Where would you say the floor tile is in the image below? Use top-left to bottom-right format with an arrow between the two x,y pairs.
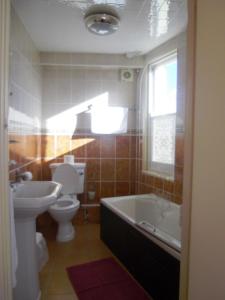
39,223 -> 113,299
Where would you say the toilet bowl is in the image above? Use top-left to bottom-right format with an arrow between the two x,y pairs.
48,163 -> 86,242
49,196 -> 80,242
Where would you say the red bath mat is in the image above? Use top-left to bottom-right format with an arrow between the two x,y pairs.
67,257 -> 151,300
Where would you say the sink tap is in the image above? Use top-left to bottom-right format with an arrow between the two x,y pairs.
15,169 -> 24,183
10,170 -> 33,188
16,170 -> 33,182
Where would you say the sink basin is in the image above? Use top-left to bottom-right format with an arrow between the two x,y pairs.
13,181 -> 62,218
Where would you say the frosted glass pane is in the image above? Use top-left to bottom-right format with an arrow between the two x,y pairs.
151,114 -> 176,165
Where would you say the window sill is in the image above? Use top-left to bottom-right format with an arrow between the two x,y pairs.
142,170 -> 174,182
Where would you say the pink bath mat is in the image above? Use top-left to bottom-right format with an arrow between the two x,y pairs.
67,257 -> 151,300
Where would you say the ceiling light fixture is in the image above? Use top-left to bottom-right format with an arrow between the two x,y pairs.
84,10 -> 120,36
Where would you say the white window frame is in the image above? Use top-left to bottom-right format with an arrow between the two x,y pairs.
144,51 -> 177,180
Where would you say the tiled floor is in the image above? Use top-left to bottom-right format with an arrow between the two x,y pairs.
39,223 -> 112,299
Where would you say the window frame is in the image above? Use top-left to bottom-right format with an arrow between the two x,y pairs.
143,51 -> 178,180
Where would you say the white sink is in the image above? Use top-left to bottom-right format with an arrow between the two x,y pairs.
13,181 -> 61,300
13,181 -> 62,218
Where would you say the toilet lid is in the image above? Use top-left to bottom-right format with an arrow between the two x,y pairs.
53,163 -> 80,195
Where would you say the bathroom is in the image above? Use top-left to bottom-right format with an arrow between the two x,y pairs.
8,1 -> 186,298
1,0 -> 225,300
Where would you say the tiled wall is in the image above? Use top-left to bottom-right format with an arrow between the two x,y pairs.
135,135 -> 183,204
41,134 -> 137,201
135,33 -> 186,204
39,133 -> 137,224
41,66 -> 137,207
9,6 -> 42,180
41,67 -> 137,134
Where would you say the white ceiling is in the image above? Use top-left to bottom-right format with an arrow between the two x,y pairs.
12,0 -> 187,54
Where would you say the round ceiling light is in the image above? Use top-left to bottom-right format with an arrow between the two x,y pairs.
84,12 -> 120,36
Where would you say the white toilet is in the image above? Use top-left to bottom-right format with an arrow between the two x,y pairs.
48,163 -> 86,242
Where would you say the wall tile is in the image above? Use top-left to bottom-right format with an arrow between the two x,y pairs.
26,135 -> 38,160
41,135 -> 56,158
71,136 -> 87,158
116,182 -> 130,196
175,133 -> 184,167
116,136 -> 130,158
130,182 -> 136,195
100,135 -> 115,158
86,159 -> 100,181
86,136 -> 100,158
100,182 -> 115,198
174,181 -> 183,197
139,184 -> 151,194
164,179 -> 174,194
41,159 -> 56,181
26,160 -> 42,181
55,135 -> 71,158
130,136 -> 137,158
175,166 -> 183,184
154,177 -> 163,190
86,181 -> 101,203
84,69 -> 102,81
130,159 -> 136,182
116,159 -> 130,181
101,159 -> 115,181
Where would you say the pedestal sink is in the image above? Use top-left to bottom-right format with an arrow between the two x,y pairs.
13,181 -> 61,300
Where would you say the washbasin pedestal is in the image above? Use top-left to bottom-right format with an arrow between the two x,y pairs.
14,217 -> 40,300
13,181 -> 61,300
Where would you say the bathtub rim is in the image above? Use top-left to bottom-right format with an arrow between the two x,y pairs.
101,194 -> 181,261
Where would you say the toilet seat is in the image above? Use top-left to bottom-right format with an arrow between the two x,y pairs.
50,197 -> 80,211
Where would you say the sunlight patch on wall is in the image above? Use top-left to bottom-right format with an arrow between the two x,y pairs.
45,92 -> 108,135
43,138 -> 95,161
45,91 -> 128,135
91,105 -> 128,134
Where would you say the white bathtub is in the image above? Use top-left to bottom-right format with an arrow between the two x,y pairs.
101,193 -> 181,260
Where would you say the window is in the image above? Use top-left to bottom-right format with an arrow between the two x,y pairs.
145,52 -> 177,179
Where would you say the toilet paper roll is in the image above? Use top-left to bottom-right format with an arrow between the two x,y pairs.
64,155 -> 75,164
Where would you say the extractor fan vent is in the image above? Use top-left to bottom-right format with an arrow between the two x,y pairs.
120,69 -> 134,82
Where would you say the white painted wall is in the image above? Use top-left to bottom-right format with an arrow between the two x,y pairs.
188,1 -> 225,299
